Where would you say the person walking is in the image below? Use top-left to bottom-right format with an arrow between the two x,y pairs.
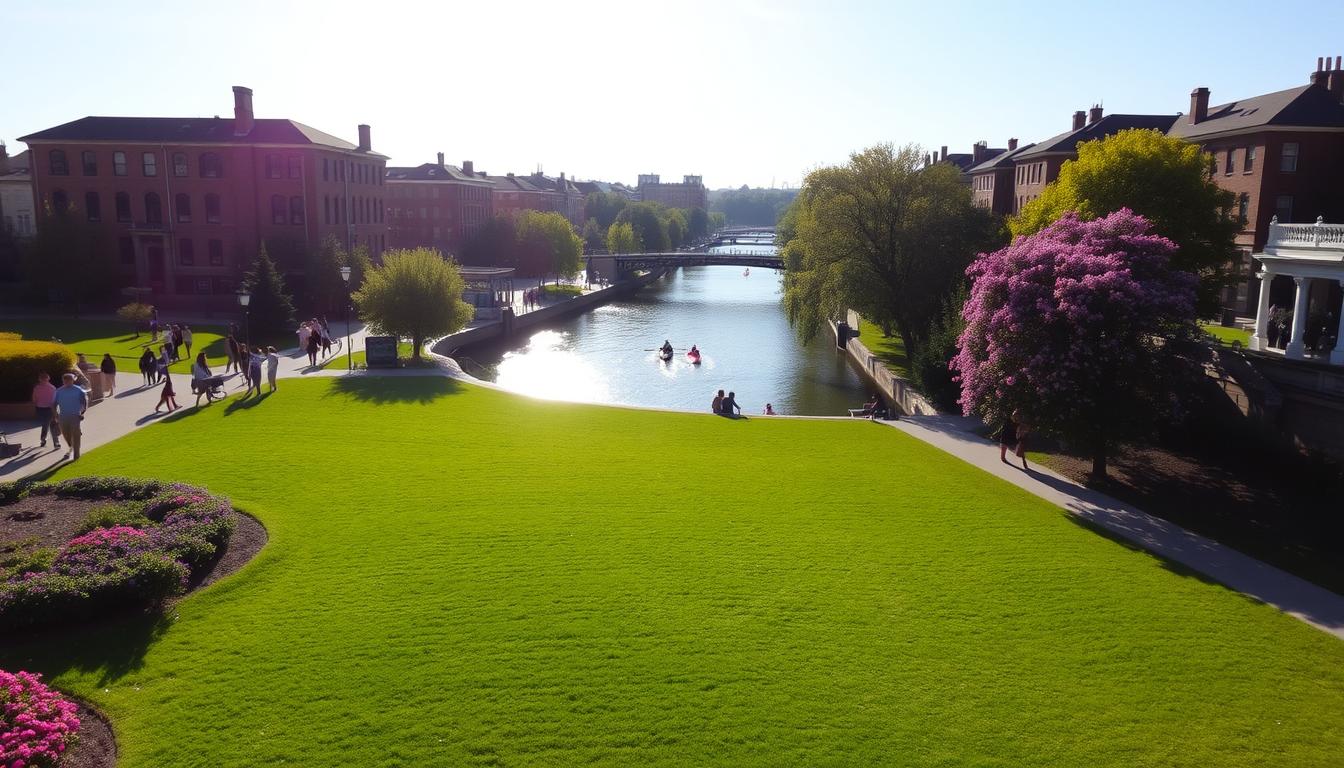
237,344 -> 251,390
100,353 -> 117,395
1012,410 -> 1031,470
247,346 -> 265,397
306,329 -> 321,367
138,348 -> 156,387
154,374 -> 178,412
182,325 -> 194,358
997,413 -> 1020,466
191,352 -> 216,406
224,335 -> 239,374
320,325 -> 334,359
157,344 -> 172,383
266,346 -> 280,392
171,325 -> 183,362
53,373 -> 88,460
31,373 -> 60,451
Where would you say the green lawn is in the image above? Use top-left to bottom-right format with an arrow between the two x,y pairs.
320,340 -> 415,370
539,283 -> 584,298
3,378 -> 1343,766
1201,322 -> 1252,347
0,318 -> 228,374
856,319 -> 911,378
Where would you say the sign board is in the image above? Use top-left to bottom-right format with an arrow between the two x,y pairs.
365,336 -> 399,369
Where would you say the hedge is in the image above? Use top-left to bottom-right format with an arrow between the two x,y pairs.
0,339 -> 76,403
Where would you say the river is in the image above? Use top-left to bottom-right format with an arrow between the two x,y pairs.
465,244 -> 870,416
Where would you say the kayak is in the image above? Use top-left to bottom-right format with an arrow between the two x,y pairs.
658,349 -> 673,362
687,351 -> 702,365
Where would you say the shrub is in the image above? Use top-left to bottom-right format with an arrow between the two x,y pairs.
910,284 -> 968,412
0,540 -> 56,582
115,301 -> 154,328
0,332 -> 21,341
0,669 -> 81,767
76,502 -> 151,535
0,340 -> 76,403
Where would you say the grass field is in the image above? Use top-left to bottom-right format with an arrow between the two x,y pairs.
1200,322 -> 1252,347
0,318 -> 228,374
320,340 -> 414,370
3,378 -> 1343,766
856,319 -> 911,379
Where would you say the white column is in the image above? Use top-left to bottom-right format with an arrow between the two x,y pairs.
1331,279 -> 1344,366
1249,271 -> 1274,351
1285,276 -> 1311,359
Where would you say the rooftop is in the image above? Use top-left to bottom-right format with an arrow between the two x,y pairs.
1015,113 -> 1178,160
1168,84 -> 1344,140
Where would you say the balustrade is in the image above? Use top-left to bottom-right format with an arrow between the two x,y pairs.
1267,216 -> 1344,248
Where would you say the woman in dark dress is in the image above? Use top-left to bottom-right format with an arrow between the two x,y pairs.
306,331 -> 321,367
997,416 -> 1019,465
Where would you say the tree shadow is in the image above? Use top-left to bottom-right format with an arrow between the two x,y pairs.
0,610 -> 172,687
328,376 -> 463,404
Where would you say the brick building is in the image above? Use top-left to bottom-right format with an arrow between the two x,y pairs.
18,86 -> 387,310
0,146 -> 35,237
1009,107 -> 1177,213
636,174 -> 708,210
967,139 -> 1032,215
1168,57 -> 1344,313
385,154 -> 494,255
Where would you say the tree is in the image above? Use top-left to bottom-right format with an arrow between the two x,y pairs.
23,201 -> 115,310
952,210 -> 1199,479
582,219 -> 605,253
709,188 -> 798,226
909,284 -> 968,411
606,222 -> 639,254
305,234 -> 348,315
686,207 -> 710,240
665,209 -> 687,249
116,302 -> 154,337
1012,129 -> 1240,315
584,191 -> 628,231
781,143 -> 1002,359
708,211 -> 727,231
516,210 -> 583,280
352,247 -> 474,361
241,242 -> 297,341
344,243 -> 373,292
614,202 -> 669,252
461,217 -> 518,268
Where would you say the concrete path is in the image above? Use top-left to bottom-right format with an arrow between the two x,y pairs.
884,413 -> 1344,640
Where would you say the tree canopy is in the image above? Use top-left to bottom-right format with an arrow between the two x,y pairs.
606,222 -> 639,254
352,247 -> 474,360
709,187 -> 798,226
516,210 -> 583,279
23,202 -> 115,309
780,143 -> 1002,359
1012,129 -> 1240,315
953,210 -> 1199,478
242,242 -> 297,341
614,202 -> 670,252
584,191 -> 628,231
305,235 -> 348,315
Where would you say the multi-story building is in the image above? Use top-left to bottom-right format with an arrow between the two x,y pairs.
637,174 -> 708,210
385,155 -> 494,255
486,172 -> 585,226
1009,107 -> 1178,214
523,172 -> 585,228
18,86 -> 387,310
967,139 -> 1033,214
1168,57 -> 1344,313
0,145 -> 35,237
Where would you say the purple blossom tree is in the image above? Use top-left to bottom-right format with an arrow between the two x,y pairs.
951,209 -> 1199,479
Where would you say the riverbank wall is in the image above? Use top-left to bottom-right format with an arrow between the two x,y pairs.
433,270 -> 665,356
831,310 -> 938,417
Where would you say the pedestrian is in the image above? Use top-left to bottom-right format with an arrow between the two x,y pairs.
320,325 -> 333,358
997,413 -> 1020,466
154,374 -> 178,412
306,329 -> 320,367
53,373 -> 87,460
157,344 -> 171,383
31,373 -> 60,451
182,325 -> 194,358
1012,410 -> 1031,470
297,322 -> 312,355
711,389 -> 724,415
171,325 -> 183,362
139,349 -> 156,387
237,344 -> 251,389
191,352 -> 218,406
224,334 -> 239,374
247,346 -> 265,396
722,391 -> 742,417
266,346 -> 280,391
100,353 -> 117,395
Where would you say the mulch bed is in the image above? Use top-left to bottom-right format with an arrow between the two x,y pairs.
1,496 -> 106,549
62,701 -> 117,768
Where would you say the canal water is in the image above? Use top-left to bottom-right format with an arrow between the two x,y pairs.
464,262 -> 871,416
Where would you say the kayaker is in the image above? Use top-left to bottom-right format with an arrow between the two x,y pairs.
660,340 -> 673,356
688,344 -> 700,358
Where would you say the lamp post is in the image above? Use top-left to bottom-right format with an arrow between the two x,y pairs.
236,290 -> 251,346
339,266 -> 353,371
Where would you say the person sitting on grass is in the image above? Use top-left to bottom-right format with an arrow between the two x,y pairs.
711,389 -> 724,415
721,391 -> 742,418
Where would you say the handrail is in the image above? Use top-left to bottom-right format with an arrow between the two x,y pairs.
1267,215 -> 1344,248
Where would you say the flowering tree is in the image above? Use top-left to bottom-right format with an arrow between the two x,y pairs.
952,209 -> 1199,479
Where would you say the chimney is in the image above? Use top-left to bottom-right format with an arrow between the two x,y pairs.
1089,105 -> 1103,125
463,160 -> 474,175
1189,87 -> 1210,124
0,142 -> 8,175
1008,137 -> 1018,151
357,124 -> 371,152
232,86 -> 254,136
972,141 -> 986,163
1072,110 -> 1086,130
436,152 -> 445,166
1329,57 -> 1344,102
940,145 -> 948,161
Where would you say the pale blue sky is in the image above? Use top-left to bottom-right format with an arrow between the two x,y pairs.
4,0 -> 1343,188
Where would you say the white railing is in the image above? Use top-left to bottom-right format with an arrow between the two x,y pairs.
1267,216 -> 1344,248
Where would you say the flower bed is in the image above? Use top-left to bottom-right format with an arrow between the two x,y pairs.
0,478 -> 236,629
0,669 -> 80,768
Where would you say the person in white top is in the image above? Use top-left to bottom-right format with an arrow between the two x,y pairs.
265,347 -> 280,392
182,325 -> 194,358
297,323 -> 312,353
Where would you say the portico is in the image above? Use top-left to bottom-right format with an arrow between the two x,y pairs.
1249,216 -> 1344,366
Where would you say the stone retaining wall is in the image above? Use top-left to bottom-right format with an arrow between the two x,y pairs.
832,312 -> 938,417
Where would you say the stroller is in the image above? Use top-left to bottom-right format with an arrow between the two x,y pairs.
192,375 -> 226,403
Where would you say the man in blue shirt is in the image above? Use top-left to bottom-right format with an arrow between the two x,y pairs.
53,373 -> 88,461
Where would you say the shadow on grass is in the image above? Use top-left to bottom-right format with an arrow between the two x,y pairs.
328,376 -> 463,404
224,391 -> 272,415
0,610 -> 172,687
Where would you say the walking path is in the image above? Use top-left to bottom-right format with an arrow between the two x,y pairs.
4,356 -> 1342,639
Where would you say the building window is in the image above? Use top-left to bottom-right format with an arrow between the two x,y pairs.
179,238 -> 195,265
1280,142 -> 1299,172
1274,195 -> 1293,223
49,150 -> 69,176
266,155 -> 282,179
200,152 -> 223,178
195,278 -> 211,294
115,192 -> 131,222
323,158 -> 329,181
51,190 -> 69,215
142,152 -> 157,177
85,191 -> 101,222
118,236 -> 135,265
145,192 -> 162,224
1224,149 -> 1235,175
1244,146 -> 1255,173
1237,193 -> 1249,222
81,150 -> 97,176
113,151 -> 127,176
176,193 -> 192,223
208,239 -> 224,266
288,156 -> 302,179
271,194 -> 286,224
205,193 -> 221,223
290,196 -> 304,225
173,152 -> 189,177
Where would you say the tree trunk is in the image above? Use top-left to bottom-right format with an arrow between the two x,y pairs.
1091,449 -> 1107,481
412,333 -> 423,362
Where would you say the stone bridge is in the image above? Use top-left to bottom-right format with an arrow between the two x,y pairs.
587,252 -> 784,282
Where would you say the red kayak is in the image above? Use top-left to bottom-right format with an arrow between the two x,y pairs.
687,350 -> 702,365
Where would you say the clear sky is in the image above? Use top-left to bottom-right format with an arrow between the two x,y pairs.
4,0 -> 1344,189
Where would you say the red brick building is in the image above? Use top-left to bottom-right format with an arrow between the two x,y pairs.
1168,57 -> 1344,313
967,139 -> 1031,215
385,155 -> 494,255
19,86 -> 388,310
487,172 -> 584,227
636,174 -> 708,210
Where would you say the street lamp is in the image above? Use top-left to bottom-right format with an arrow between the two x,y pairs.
236,290 -> 251,346
339,266 -> 353,371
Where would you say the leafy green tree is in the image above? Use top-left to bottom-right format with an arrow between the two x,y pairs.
1012,129 -> 1240,315
909,284 -> 969,411
584,191 -> 628,231
461,217 -> 517,268
241,242 -> 297,341
666,209 -> 687,249
352,247 -> 474,361
709,211 -> 727,231
606,221 -> 639,254
709,187 -> 799,226
516,210 -> 583,280
23,201 -> 115,310
781,143 -> 1002,359
582,219 -> 605,253
344,243 -> 373,291
614,202 -> 669,252
685,207 -> 710,240
306,234 -> 348,314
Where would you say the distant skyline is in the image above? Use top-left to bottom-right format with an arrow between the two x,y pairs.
5,0 -> 1344,189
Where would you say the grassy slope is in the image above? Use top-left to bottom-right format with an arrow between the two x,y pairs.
3,378 -> 1342,767
856,320 -> 911,379
0,318 -> 227,374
